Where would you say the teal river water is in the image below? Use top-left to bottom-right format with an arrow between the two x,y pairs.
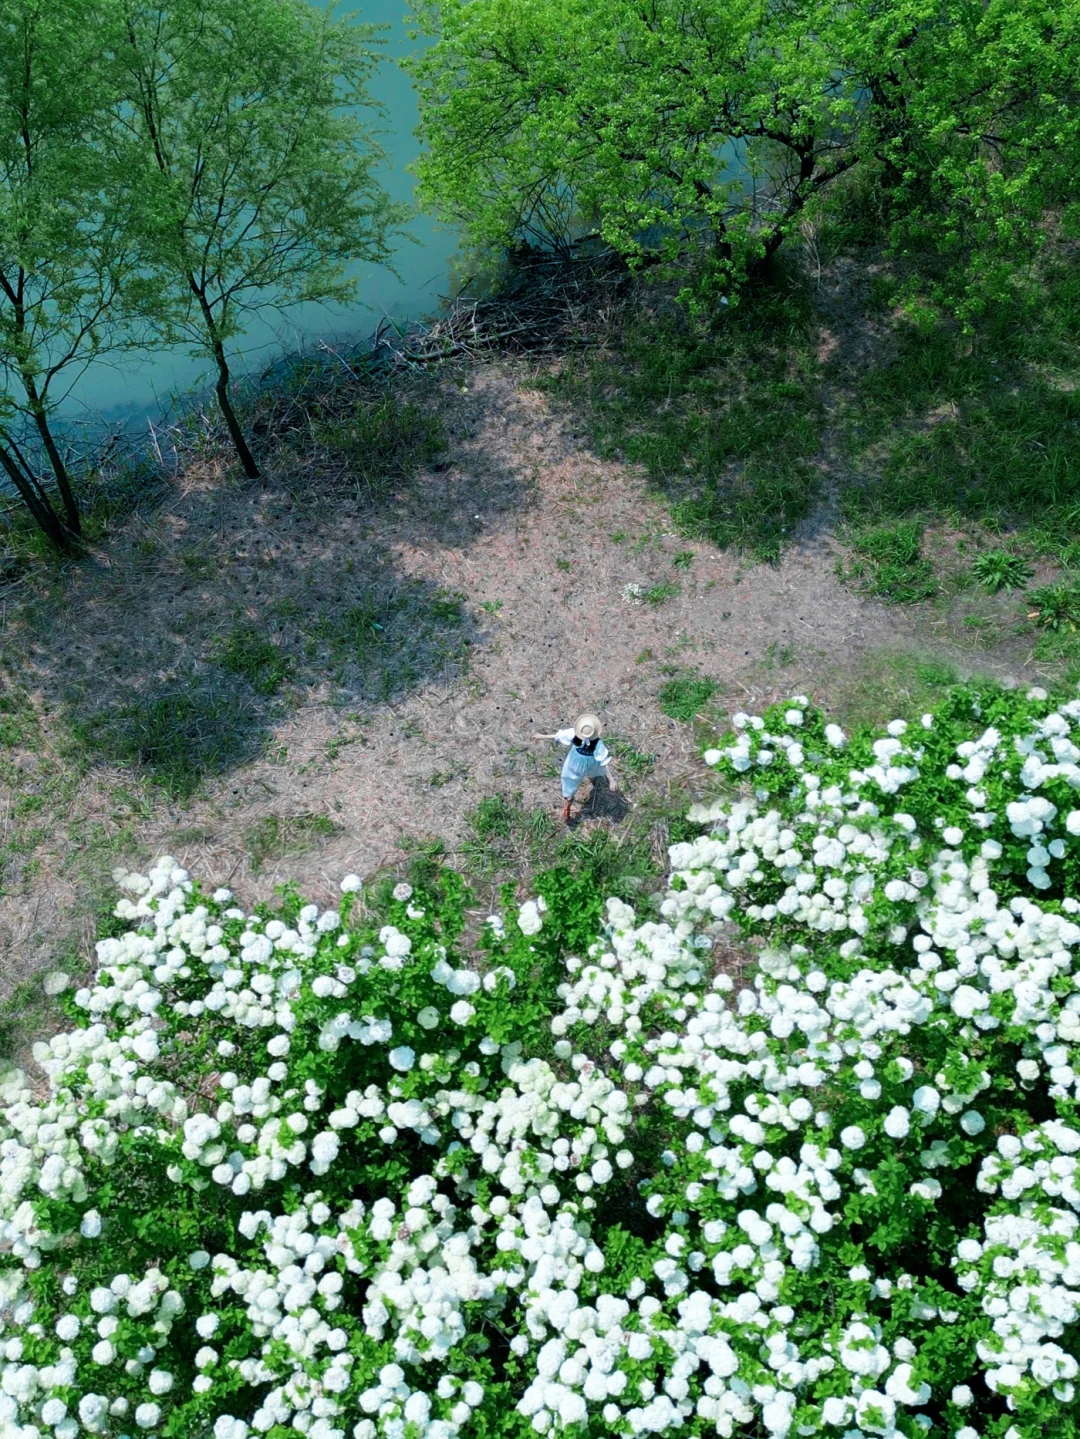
58,0 -> 461,433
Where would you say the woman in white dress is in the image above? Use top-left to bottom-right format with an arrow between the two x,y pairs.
534,713 -> 618,823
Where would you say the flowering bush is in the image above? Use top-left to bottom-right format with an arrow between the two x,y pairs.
3,681 -> 1080,1439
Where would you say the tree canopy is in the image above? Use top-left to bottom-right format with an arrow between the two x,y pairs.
403,0 -> 1080,318
0,0 -> 152,547
114,0 -> 414,478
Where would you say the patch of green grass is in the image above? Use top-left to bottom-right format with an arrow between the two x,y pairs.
643,580 -> 681,607
840,521 -> 939,604
302,577 -> 471,701
605,737 -> 656,777
179,546 -> 215,579
672,550 -> 696,570
480,599 -> 503,614
429,590 -> 466,623
761,641 -> 797,671
835,257 -> 1080,564
0,681 -> 35,749
73,683 -> 265,800
829,650 -> 964,731
657,668 -> 719,723
213,623 -> 293,695
325,720 -> 368,763
538,261 -> 823,562
1031,629 -> 1080,683
245,812 -> 342,877
1027,582 -> 1080,632
457,789 -> 667,911
970,550 -> 1034,594
313,390 -> 447,498
400,835 -> 447,892
556,557 -> 572,573
428,761 -> 467,787
460,793 -> 556,881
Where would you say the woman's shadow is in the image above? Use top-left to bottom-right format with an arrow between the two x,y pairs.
569,774 -> 631,827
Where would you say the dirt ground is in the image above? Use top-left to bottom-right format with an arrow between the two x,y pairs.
0,344 -> 1046,996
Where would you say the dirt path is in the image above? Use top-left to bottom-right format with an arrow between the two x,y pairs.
0,353 -> 1040,991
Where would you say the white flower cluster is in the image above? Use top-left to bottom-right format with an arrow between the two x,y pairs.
1,685 -> 1079,1439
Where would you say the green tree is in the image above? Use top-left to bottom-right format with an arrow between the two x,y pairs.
402,0 -> 1080,319
859,0 -> 1080,321
114,0 -> 414,480
0,0 -> 152,550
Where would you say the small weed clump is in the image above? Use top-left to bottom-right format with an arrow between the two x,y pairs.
840,521 -> 939,604
244,812 -> 342,877
604,737 -> 656,777
657,668 -> 719,722
213,623 -> 293,695
1028,582 -> 1080,633
970,550 -> 1034,594
312,390 -> 447,499
643,580 -> 681,607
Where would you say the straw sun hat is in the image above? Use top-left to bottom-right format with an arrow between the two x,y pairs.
575,713 -> 602,739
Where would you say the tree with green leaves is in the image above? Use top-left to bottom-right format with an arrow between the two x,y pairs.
403,0 -> 1080,321
0,0 -> 153,550
113,0 -> 414,480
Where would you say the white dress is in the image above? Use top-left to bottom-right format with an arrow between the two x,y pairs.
555,728 -> 612,798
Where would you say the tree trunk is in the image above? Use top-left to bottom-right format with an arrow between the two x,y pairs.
194,292 -> 259,479
0,435 -> 75,551
20,374 -> 83,538
214,355 -> 260,480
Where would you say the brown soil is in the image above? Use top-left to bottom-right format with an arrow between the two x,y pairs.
0,316 -> 1046,1001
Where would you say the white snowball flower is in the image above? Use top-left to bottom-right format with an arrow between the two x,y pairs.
340,874 -> 362,892
884,1106 -> 910,1139
518,900 -> 544,936
389,1046 -> 416,1072
912,1086 -> 940,1115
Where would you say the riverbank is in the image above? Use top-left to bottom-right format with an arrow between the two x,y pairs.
2,215 -> 1079,1058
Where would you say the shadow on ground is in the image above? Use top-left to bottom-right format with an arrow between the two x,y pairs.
8,377 -> 535,801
